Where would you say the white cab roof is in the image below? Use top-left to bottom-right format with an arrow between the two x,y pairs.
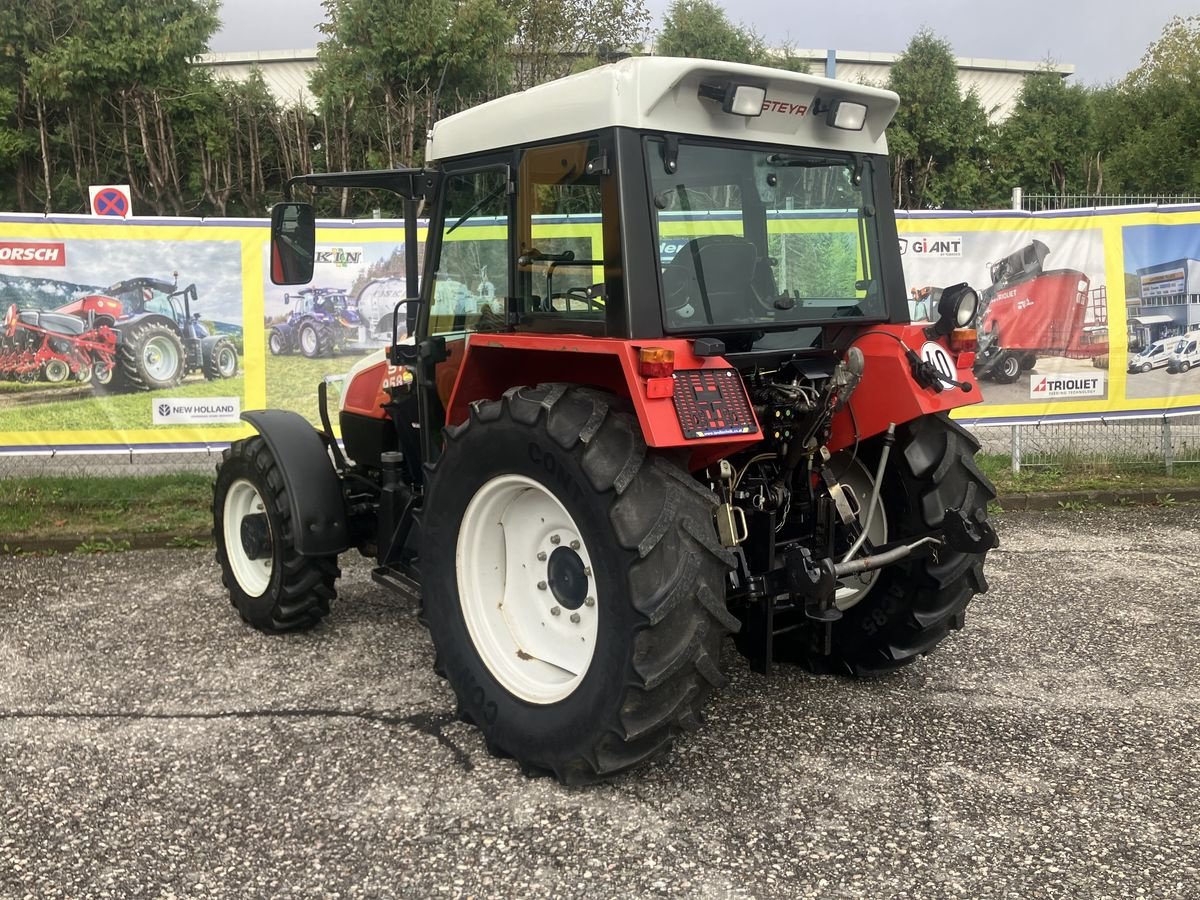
427,56 -> 899,162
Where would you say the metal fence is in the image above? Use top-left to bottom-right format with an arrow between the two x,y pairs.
2,417 -> 1199,481
971,414 -> 1200,475
1017,190 -> 1200,212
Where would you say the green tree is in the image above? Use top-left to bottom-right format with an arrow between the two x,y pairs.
656,0 -> 767,65
886,30 -> 993,209
314,0 -> 515,184
0,0 -> 220,214
995,70 -> 1098,196
1099,15 -> 1200,194
503,0 -> 651,90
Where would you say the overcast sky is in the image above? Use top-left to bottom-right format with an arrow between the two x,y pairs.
211,0 -> 1189,85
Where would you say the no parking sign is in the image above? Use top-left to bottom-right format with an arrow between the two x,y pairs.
88,184 -> 133,218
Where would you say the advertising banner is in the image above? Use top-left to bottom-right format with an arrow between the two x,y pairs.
1,205 -> 1199,453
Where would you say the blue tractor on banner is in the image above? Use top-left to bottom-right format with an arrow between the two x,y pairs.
268,287 -> 370,358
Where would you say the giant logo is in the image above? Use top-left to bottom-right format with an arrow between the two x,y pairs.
898,236 -> 963,258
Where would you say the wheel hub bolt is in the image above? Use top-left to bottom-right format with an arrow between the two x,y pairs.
584,597 -> 595,607
537,580 -> 547,591
550,606 -> 561,616
550,534 -> 561,545
570,612 -> 581,624
537,551 -> 547,561
569,539 -> 580,550
583,566 -> 592,578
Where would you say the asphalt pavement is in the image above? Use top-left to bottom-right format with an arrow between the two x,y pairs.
2,505 -> 1199,899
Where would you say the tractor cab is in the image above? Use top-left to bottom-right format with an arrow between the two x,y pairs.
224,57 -> 996,785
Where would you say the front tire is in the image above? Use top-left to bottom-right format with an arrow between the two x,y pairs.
202,337 -> 239,380
213,437 -> 339,633
422,385 -> 738,784
776,414 -> 995,675
117,321 -> 185,391
268,328 -> 289,355
992,351 -> 1022,384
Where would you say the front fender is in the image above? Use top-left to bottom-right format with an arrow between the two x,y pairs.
241,409 -> 349,555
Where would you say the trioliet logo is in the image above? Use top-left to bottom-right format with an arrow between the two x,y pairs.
1030,374 -> 1105,399
0,242 -> 66,266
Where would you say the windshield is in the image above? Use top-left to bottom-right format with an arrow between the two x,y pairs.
647,139 -> 886,333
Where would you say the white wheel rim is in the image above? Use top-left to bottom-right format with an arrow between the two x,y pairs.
218,346 -> 236,376
457,474 -> 598,704
223,478 -> 274,597
301,329 -> 317,354
94,363 -> 112,384
835,459 -> 889,611
44,359 -> 69,382
144,335 -> 180,381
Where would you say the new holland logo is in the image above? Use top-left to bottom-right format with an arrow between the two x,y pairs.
152,397 -> 241,425
1030,374 -> 1105,399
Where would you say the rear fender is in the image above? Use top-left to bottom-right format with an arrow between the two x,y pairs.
445,334 -> 762,470
240,409 -> 349,555
828,324 -> 982,453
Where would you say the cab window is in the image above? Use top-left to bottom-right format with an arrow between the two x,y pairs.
515,139 -> 611,329
429,169 -> 510,336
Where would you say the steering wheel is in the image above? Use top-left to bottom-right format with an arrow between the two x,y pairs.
549,286 -> 605,312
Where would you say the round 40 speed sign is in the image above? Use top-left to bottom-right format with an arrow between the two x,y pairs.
920,341 -> 958,389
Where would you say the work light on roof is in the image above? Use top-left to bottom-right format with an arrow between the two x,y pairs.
698,81 -> 765,117
827,100 -> 868,131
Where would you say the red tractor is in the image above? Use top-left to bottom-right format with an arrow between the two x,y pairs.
214,58 -> 996,783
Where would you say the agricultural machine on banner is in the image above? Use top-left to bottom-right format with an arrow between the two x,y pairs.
973,240 -> 1108,383
268,287 -> 369,357
2,276 -> 238,391
67,276 -> 240,391
0,303 -> 118,384
214,58 -> 997,783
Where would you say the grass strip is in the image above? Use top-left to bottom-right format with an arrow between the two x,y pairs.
2,458 -> 1198,552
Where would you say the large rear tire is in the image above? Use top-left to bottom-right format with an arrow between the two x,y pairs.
116,321 -> 185,391
775,414 -> 995,675
213,436 -> 339,633
422,385 -> 738,784
298,322 -> 332,359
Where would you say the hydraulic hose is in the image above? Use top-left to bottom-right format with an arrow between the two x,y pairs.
841,422 -> 896,563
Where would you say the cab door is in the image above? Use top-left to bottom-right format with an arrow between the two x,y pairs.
413,163 -> 515,458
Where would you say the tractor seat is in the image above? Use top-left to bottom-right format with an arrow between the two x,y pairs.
17,310 -> 86,335
665,235 -> 764,323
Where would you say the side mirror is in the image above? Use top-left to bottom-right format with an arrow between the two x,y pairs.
270,203 -> 315,285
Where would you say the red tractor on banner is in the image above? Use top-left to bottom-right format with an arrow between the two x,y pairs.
974,240 -> 1108,383
213,58 -> 997,783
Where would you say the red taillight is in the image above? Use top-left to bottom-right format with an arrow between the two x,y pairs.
950,328 -> 977,353
639,347 -> 675,378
